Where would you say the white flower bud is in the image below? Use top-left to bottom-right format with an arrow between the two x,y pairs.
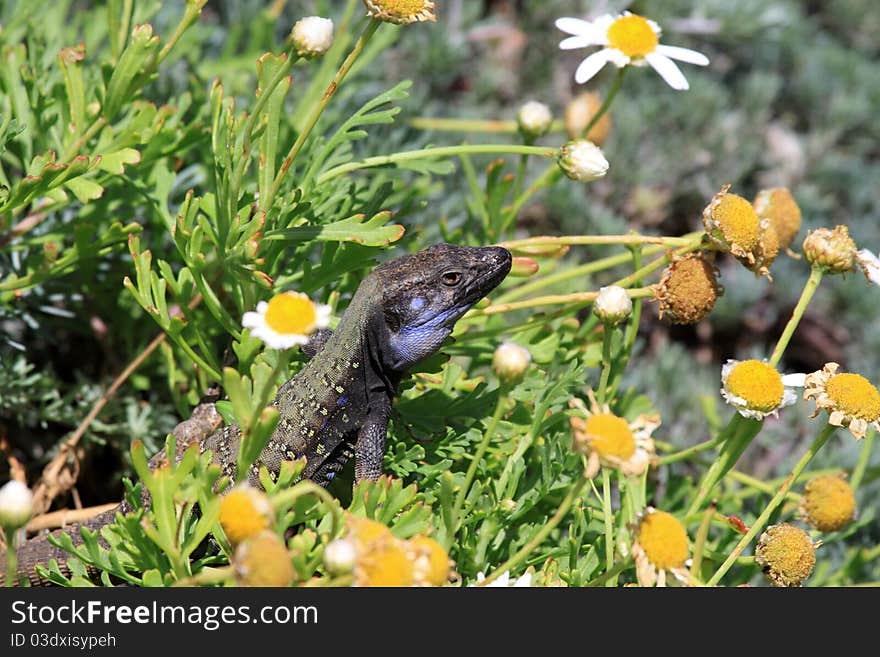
492,342 -> 532,383
290,17 -> 334,58
593,285 -> 632,324
516,101 -> 553,139
557,139 -> 609,182
0,480 -> 34,529
323,538 -> 357,575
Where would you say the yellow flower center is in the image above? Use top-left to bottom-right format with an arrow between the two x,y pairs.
408,536 -> 450,586
264,292 -> 317,335
347,515 -> 393,547
710,193 -> 760,251
726,360 -> 784,412
637,510 -> 689,569
803,475 -> 855,532
606,14 -> 658,58
584,413 -> 636,460
755,523 -> 815,587
220,487 -> 272,546
359,543 -> 415,587
363,0 -> 436,24
825,373 -> 880,420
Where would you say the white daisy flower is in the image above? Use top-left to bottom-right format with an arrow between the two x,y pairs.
857,249 -> 880,286
720,359 -> 805,420
241,291 -> 331,350
474,570 -> 532,587
556,12 -> 709,90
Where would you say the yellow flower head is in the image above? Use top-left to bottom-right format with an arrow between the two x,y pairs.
219,485 -> 274,546
803,363 -> 880,440
753,187 -> 802,251
802,225 -> 858,274
800,474 -> 856,532
407,536 -> 451,587
632,508 -> 691,587
755,523 -> 817,587
356,541 -> 415,587
564,91 -> 612,144
720,359 -> 804,420
702,185 -> 761,265
234,531 -> 294,587
654,253 -> 723,325
569,394 -> 659,479
750,219 -> 780,279
363,0 -> 435,25
241,291 -> 331,350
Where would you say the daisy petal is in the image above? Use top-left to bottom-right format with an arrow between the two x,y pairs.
655,44 -> 709,66
645,52 -> 690,90
555,17 -> 597,37
782,373 -> 807,387
575,49 -> 616,84
857,249 -> 880,285
559,35 -> 602,50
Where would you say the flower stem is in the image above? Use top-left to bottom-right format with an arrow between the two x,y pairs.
272,481 -> 342,538
597,322 -> 615,406
850,428 -> 875,490
581,67 -> 626,138
4,529 -> 17,587
265,17 -> 380,209
468,286 -> 655,317
317,144 -> 556,184
690,501 -> 717,581
706,423 -> 835,586
768,267 -> 823,367
478,474 -> 588,586
657,434 -> 724,465
686,413 -> 762,516
500,234 -> 694,250
409,117 -> 565,134
453,391 -> 508,525
601,468 -> 615,586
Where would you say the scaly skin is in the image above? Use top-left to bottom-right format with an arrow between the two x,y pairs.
2,243 -> 511,586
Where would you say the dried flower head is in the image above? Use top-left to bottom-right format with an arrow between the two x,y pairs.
753,187 -> 802,251
234,531 -> 294,587
720,359 -> 804,420
654,253 -> 723,324
632,508 -> 691,587
407,536 -> 450,586
749,219 -> 780,279
219,485 -> 274,546
803,363 -> 880,440
702,185 -> 761,265
557,139 -> 609,182
802,226 -> 858,274
564,91 -> 612,144
363,0 -> 435,25
755,523 -> 817,587
569,394 -> 659,479
801,475 -> 856,533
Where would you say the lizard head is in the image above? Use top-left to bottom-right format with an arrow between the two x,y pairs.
374,243 -> 512,370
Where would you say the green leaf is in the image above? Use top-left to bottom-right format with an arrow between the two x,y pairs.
263,211 -> 405,247
103,23 -> 160,120
65,176 -> 104,203
96,148 -> 142,174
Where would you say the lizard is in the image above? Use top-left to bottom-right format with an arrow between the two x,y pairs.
1,242 -> 512,586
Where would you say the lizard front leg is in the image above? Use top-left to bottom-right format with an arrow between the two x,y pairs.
354,402 -> 391,482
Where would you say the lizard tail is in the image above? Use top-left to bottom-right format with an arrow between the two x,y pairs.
0,506 -> 120,587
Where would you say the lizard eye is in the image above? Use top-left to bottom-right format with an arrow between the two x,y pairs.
441,271 -> 462,287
